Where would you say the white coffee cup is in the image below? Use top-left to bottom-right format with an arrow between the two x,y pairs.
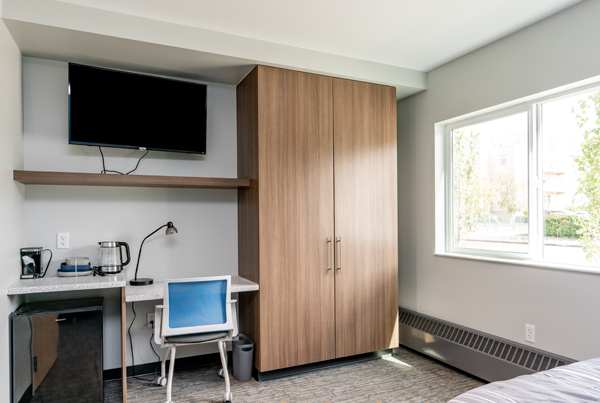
65,257 -> 90,266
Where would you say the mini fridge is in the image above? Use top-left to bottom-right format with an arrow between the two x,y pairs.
11,297 -> 104,403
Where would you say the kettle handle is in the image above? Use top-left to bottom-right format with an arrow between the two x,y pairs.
119,242 -> 131,266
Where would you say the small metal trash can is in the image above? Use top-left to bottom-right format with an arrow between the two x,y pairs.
232,334 -> 254,381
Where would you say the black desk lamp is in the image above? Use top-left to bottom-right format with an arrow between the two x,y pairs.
130,221 -> 178,286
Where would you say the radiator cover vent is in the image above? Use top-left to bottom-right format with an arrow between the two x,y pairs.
398,308 -> 575,382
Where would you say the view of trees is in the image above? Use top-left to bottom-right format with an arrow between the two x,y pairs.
497,174 -> 518,215
573,91 -> 600,262
452,130 -> 492,246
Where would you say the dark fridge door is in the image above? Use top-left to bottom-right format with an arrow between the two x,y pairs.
11,298 -> 103,403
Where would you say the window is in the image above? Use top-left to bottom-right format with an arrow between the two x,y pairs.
444,86 -> 600,268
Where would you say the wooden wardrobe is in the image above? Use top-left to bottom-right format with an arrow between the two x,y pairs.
237,65 -> 398,374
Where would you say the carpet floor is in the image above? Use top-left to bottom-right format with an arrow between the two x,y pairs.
104,347 -> 485,402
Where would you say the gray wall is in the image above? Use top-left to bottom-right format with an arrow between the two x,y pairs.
0,1 -> 25,399
20,57 -> 239,369
397,0 -> 600,361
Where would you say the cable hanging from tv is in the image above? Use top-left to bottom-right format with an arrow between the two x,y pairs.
98,146 -> 149,175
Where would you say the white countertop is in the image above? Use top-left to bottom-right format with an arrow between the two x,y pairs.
7,273 -> 126,295
6,274 -> 258,299
125,275 -> 259,302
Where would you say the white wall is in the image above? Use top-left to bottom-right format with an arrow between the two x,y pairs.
0,2 -> 25,400
397,0 -> 600,361
21,58 -> 239,369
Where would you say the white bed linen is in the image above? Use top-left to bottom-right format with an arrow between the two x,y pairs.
448,358 -> 600,403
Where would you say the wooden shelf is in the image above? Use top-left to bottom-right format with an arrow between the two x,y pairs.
13,170 -> 250,189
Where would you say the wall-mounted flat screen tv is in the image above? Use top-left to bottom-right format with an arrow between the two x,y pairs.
68,63 -> 207,154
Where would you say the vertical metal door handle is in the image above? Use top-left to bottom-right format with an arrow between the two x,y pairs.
327,237 -> 332,272
336,237 -> 342,272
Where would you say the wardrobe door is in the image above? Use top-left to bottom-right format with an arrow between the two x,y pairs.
332,78 -> 399,358
258,66 -> 336,371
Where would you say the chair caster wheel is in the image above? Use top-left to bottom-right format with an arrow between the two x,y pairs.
218,368 -> 224,378
223,392 -> 233,402
156,376 -> 167,387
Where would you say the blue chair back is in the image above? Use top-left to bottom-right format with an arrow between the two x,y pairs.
162,276 -> 233,336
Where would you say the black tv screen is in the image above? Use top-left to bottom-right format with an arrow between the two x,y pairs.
68,63 -> 207,154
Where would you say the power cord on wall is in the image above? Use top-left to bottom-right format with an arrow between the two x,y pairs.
127,301 -> 162,383
99,146 -> 149,175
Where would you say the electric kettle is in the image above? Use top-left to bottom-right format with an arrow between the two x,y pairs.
98,241 -> 130,274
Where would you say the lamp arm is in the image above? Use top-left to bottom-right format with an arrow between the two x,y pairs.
132,224 -> 168,281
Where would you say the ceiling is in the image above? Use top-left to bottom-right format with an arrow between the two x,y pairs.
2,0 -> 584,99
54,0 -> 583,72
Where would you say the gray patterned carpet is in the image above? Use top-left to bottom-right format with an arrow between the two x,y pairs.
105,347 -> 485,402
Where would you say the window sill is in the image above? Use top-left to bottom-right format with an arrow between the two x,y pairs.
433,252 -> 600,275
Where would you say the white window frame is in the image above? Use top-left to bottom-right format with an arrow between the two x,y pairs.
438,80 -> 600,272
444,104 -> 536,260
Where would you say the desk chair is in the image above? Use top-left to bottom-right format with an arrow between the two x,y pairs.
154,276 -> 237,403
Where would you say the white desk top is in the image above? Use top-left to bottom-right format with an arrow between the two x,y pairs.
125,275 -> 259,302
7,273 -> 126,295
6,274 -> 258,300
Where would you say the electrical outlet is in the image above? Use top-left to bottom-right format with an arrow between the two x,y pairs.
147,312 -> 155,328
526,324 -> 535,343
57,233 -> 69,249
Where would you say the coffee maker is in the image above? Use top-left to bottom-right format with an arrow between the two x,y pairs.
20,247 -> 52,279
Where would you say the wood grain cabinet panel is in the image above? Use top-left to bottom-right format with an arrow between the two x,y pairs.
238,66 -> 335,372
332,78 -> 399,358
238,66 -> 398,374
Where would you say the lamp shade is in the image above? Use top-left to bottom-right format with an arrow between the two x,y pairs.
165,222 -> 178,235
